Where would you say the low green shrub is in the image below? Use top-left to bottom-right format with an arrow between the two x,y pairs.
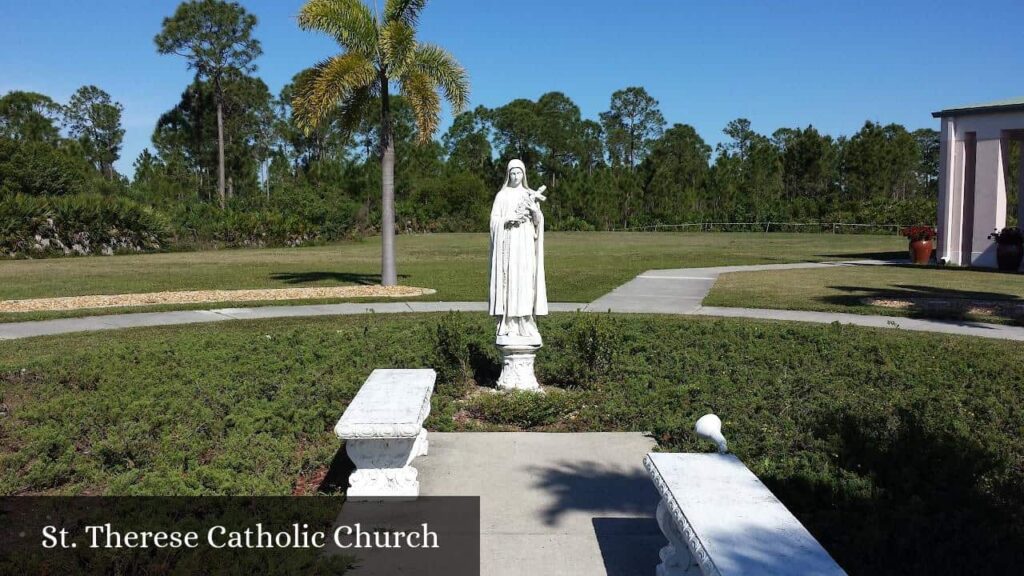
431,312 -> 475,395
548,215 -> 596,232
541,313 -> 623,389
462,389 -> 581,428
430,312 -> 502,394
1,313 -> 1022,573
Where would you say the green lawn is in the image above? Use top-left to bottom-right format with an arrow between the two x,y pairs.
0,232 -> 904,321
704,263 -> 1024,325
1,312 -> 1021,573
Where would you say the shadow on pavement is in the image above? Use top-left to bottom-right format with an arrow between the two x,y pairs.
591,517 -> 662,576
529,461 -> 659,527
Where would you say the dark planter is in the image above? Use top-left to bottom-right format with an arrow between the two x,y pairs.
995,242 -> 1023,272
909,239 -> 933,265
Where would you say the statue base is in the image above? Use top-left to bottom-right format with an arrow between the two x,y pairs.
496,344 -> 541,391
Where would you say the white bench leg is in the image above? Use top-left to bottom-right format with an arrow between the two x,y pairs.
655,499 -> 699,576
344,437 -> 419,500
414,427 -> 429,457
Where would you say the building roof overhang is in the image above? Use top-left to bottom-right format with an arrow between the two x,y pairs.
933,97 -> 1024,118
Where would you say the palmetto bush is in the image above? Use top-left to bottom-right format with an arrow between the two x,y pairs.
169,194 -> 363,247
0,194 -> 171,257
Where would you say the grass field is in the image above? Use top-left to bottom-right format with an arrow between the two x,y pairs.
1,312 -> 1021,573
0,232 -> 905,321
705,263 -> 1024,325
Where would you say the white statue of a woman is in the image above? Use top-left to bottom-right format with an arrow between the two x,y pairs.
488,159 -> 548,389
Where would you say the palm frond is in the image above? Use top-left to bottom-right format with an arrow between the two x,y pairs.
292,53 -> 378,131
335,86 -> 374,140
384,0 -> 426,27
379,20 -> 416,73
297,0 -> 378,57
410,43 -> 469,114
400,71 -> 441,143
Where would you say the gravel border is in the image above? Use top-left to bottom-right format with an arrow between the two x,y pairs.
0,286 -> 436,312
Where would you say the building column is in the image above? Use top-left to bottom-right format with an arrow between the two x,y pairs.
1018,135 -> 1024,233
968,133 -> 1008,268
936,117 -> 963,265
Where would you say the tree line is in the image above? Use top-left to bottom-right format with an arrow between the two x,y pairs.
2,0 -> 951,255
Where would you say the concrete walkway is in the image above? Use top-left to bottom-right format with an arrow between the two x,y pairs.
0,302 -> 587,340
586,259 -> 892,313
584,258 -> 1024,341
693,306 -> 1024,341
418,432 -> 662,576
2,259 -> 1024,341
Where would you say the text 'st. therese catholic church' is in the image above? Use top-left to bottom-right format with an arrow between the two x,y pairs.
934,97 -> 1024,269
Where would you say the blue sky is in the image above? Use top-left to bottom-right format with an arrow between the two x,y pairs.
3,0 -> 1023,176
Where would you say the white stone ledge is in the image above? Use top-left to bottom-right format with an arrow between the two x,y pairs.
644,452 -> 846,576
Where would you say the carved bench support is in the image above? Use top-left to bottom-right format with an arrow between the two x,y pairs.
335,370 -> 436,501
344,436 -> 424,500
413,427 -> 429,457
655,498 -> 700,576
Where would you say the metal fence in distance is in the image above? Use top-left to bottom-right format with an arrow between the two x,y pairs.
616,222 -> 910,235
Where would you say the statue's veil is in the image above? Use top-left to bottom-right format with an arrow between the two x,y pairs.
501,159 -> 529,190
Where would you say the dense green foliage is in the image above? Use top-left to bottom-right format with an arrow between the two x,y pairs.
2,81 -> 943,253
0,194 -> 170,257
0,138 -> 92,197
1,2 -> 953,256
155,0 -> 262,208
64,86 -> 125,181
1,313 -> 1021,574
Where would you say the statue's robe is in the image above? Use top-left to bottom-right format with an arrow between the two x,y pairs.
488,186 -> 548,329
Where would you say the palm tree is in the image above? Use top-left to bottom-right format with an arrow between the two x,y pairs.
293,0 -> 469,286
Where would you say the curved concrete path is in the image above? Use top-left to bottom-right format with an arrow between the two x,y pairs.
587,259 -> 892,314
0,302 -> 588,340
2,259 -> 1023,341
584,259 -> 1024,341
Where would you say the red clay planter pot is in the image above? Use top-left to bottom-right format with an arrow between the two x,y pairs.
996,243 -> 1023,272
909,239 -> 933,265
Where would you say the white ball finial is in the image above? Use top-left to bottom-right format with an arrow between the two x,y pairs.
694,413 -> 728,453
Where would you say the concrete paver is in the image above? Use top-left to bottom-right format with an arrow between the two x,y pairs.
418,432 -> 662,576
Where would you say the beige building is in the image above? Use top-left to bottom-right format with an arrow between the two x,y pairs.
934,97 -> 1024,268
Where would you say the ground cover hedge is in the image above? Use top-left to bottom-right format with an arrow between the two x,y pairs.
1,313 -> 1021,574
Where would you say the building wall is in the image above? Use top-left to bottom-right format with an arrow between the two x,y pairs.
936,111 -> 1024,268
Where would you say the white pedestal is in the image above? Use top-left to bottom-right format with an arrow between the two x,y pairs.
496,344 -> 541,391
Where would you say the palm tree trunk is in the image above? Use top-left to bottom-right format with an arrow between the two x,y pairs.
380,78 -> 398,286
216,92 -> 226,210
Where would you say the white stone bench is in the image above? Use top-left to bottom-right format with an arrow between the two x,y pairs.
334,369 -> 435,500
644,452 -> 847,576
